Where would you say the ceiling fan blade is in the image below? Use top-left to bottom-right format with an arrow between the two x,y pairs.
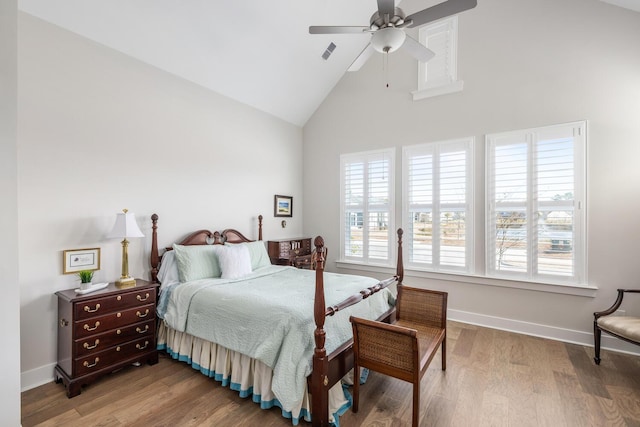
402,36 -> 436,62
309,26 -> 369,34
377,0 -> 395,18
406,0 -> 477,28
347,43 -> 375,72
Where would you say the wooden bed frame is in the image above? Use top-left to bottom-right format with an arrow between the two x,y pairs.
149,213 -> 404,427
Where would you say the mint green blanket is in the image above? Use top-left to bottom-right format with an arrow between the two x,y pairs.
160,265 -> 394,411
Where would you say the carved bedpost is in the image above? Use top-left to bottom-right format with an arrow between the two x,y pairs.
311,236 -> 329,427
396,228 -> 404,319
151,214 -> 159,283
258,214 -> 263,241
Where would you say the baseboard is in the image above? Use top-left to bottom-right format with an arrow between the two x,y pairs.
21,362 -> 56,392
21,311 -> 639,392
449,309 -> 640,356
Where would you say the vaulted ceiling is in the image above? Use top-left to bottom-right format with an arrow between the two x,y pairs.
18,0 -> 640,126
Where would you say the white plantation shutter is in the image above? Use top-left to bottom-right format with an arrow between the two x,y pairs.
486,121 -> 586,284
403,138 -> 473,272
418,16 -> 458,91
341,149 -> 395,265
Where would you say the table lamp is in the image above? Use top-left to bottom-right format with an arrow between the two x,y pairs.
109,209 -> 144,288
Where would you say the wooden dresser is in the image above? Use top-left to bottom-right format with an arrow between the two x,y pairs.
267,237 -> 313,268
54,279 -> 159,397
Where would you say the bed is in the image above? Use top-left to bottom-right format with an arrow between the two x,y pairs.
150,214 -> 404,426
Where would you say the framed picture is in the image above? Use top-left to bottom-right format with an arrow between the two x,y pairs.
274,195 -> 293,217
63,248 -> 101,274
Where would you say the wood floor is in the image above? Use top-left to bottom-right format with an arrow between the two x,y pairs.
22,321 -> 640,426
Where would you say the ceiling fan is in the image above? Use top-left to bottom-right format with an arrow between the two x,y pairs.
309,0 -> 477,71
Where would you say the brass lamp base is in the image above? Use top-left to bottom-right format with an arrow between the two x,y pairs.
115,276 -> 137,288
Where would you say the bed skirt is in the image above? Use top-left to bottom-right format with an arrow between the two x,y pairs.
157,322 -> 351,426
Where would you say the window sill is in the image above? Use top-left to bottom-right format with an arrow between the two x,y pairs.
411,80 -> 464,101
335,260 -> 597,297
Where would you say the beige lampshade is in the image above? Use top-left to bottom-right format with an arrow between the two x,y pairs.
109,209 -> 144,239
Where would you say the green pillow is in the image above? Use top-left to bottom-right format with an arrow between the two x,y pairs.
172,244 -> 222,282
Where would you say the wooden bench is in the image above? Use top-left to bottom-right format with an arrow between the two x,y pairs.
350,286 -> 447,427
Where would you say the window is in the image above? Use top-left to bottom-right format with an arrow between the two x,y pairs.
340,149 -> 395,265
403,138 -> 474,273
486,121 -> 586,284
412,16 -> 463,101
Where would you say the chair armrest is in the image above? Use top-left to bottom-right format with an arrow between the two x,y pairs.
594,289 -> 640,319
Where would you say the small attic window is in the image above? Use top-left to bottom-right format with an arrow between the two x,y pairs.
412,16 -> 463,101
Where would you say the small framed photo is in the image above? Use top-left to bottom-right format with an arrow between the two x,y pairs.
274,195 -> 293,217
63,248 -> 101,274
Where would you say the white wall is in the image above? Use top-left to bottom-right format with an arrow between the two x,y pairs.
0,0 -> 21,424
304,0 -> 640,351
18,13 -> 304,390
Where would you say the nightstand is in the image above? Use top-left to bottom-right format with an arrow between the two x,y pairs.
267,238 -> 312,268
54,279 -> 159,398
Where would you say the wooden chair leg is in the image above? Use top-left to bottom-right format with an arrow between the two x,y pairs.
352,364 -> 360,413
442,336 -> 447,371
594,324 -> 602,365
412,380 -> 420,427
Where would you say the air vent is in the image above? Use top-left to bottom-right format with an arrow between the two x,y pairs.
321,42 -> 337,60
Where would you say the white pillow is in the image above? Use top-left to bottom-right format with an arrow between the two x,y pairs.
172,244 -> 222,282
218,243 -> 252,279
157,250 -> 180,293
226,241 -> 271,270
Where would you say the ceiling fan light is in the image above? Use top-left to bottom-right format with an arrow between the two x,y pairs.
370,27 -> 406,53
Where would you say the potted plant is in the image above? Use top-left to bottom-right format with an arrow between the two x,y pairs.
77,270 -> 94,290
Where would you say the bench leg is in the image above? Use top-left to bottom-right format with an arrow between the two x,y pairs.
352,364 -> 360,413
412,380 -> 420,427
442,337 -> 446,371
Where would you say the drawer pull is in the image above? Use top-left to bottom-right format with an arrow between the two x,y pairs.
84,321 -> 101,331
137,293 -> 150,302
83,357 -> 100,368
136,341 -> 149,350
136,309 -> 150,318
84,303 -> 101,313
136,325 -> 149,334
83,339 -> 100,350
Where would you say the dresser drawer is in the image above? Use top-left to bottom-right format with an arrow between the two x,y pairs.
74,289 -> 156,321
74,319 -> 155,357
74,336 -> 155,377
293,254 -> 313,269
73,303 -> 155,339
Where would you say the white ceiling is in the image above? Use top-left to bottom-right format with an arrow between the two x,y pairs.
18,0 -> 640,127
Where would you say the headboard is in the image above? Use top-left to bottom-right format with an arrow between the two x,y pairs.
150,214 -> 263,283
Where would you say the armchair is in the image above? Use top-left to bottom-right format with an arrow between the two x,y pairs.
593,289 -> 640,364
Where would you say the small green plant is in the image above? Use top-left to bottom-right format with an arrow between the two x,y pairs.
77,270 -> 94,284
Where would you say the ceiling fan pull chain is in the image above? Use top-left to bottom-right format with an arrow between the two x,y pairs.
385,49 -> 389,88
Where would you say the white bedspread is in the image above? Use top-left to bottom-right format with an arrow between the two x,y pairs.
157,265 -> 394,412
